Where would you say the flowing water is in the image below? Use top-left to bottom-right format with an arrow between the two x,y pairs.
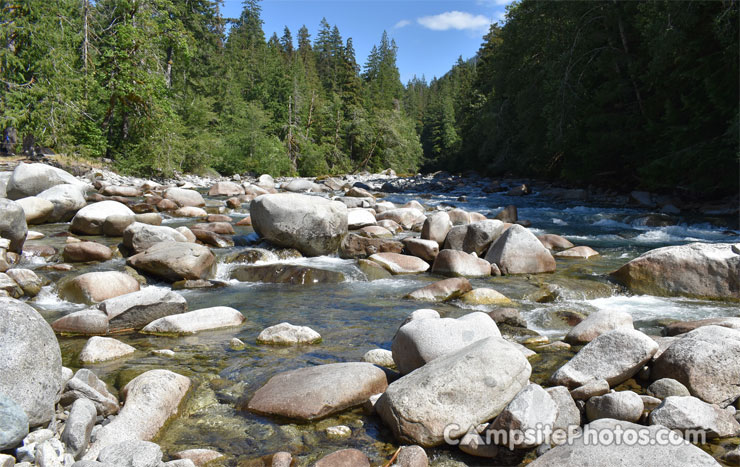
18,176 -> 740,466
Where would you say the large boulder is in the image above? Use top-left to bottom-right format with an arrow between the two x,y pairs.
402,237 -> 439,262
649,395 -> 740,438
421,212 -> 452,245
368,252 -> 429,274
529,418 -> 720,466
565,310 -> 634,345
59,271 -> 140,304
652,326 -> 740,407
377,208 -> 425,230
347,208 -> 376,229
122,222 -> 188,254
164,187 -> 205,207
70,201 -> 135,235
142,306 -> 244,335
431,249 -> 492,277
6,163 -> 83,199
63,241 -> 113,262
550,329 -> 658,388
127,241 -> 216,282
15,196 -> 54,224
462,220 -> 507,256
392,311 -> 501,374
79,336 -> 136,363
0,297 -> 62,426
610,242 -> 740,300
247,362 -> 388,421
208,181 -> 244,197
98,287 -> 188,333
339,233 -> 403,259
250,193 -> 348,256
0,393 -> 29,450
485,383 -> 558,449
405,277 -> 472,302
484,224 -> 556,274
585,391 -> 644,422
377,337 -> 531,447
60,368 -> 119,416
83,370 -> 190,460
0,199 -> 27,253
256,322 -> 322,345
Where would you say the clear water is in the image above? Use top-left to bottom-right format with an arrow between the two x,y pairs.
17,176 -> 740,466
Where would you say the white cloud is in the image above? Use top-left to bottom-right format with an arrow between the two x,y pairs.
394,19 -> 411,29
417,11 -> 492,32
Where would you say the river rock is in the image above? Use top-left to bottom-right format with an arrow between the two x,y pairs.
586,391 -> 643,422
529,418 -> 720,466
208,181 -> 244,197
6,163 -> 83,199
61,398 -> 97,459
362,349 -> 394,367
256,322 -> 321,344
377,208 -> 425,230
546,386 -> 581,436
16,196 -> 54,224
247,362 -> 388,421
447,208 -> 471,225
402,237 -> 439,262
231,264 -> 345,284
550,329 -> 658,388
173,449 -> 224,466
392,311 -> 501,374
98,287 -> 188,332
122,223 -> 187,254
60,369 -> 119,416
282,179 -> 322,192
405,277 -> 472,302
250,193 -> 348,256
537,234 -> 575,250
565,310 -> 634,344
101,185 -> 141,197
347,208 -> 376,229
52,309 -> 110,335
0,272 -> 22,298
610,242 -> 740,300
5,268 -> 41,297
369,252 -> 429,274
462,220 -> 507,256
314,449 -> 369,467
0,297 -> 62,426
97,440 -> 162,467
649,396 -> 740,438
647,378 -> 691,399
484,224 -> 556,274
102,214 -> 135,236
570,379 -> 610,401
63,242 -> 113,262
0,199 -> 27,253
71,201 -> 135,235
431,249 -> 491,277
651,325 -> 740,407
36,184 -> 88,223
84,370 -> 190,460
358,225 -> 393,238
142,306 -> 244,335
487,383 -> 558,449
460,288 -> 512,305
0,394 -> 28,450
421,211 -> 452,245
59,271 -> 140,304
663,317 -> 740,336
377,337 -> 531,447
173,206 -> 207,217
555,246 -> 600,259
191,222 -> 234,235
164,187 -> 205,207
127,241 -> 216,282
79,336 -> 135,363
377,219 -> 402,233
339,234 -> 403,259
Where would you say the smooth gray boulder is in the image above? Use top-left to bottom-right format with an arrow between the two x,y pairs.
391,311 -> 501,374
462,220 -> 507,256
442,224 -> 467,250
60,369 -> 119,417
484,224 -> 556,274
529,418 -> 720,466
98,287 -> 188,333
79,336 -> 135,363
369,252 -> 429,274
52,309 -> 110,335
15,196 -> 54,224
61,398 -> 97,459
164,187 -> 205,207
649,396 -> 740,438
546,386 -> 581,437
141,307 -> 244,335
5,268 -> 42,297
376,208 -> 425,230
586,391 -> 644,422
377,336 -> 531,447
97,440 -> 162,467
430,249 -> 492,277
70,201 -> 135,236
84,370 -> 190,460
0,297 -> 62,426
487,383 -> 558,449
6,163 -> 83,199
652,325 -> 740,407
122,223 -> 187,254
647,378 -> 691,399
421,211 -> 452,245
37,184 -> 87,222
126,242 -> 216,282
610,242 -> 740,300
0,198 -> 27,253
565,310 -> 634,345
250,193 -> 348,256
247,362 -> 388,421
59,271 -> 140,304
550,329 -> 658,388
402,237 -> 439,262
0,393 -> 28,450
256,322 -> 322,345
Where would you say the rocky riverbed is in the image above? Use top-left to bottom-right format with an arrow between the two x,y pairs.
0,160 -> 739,467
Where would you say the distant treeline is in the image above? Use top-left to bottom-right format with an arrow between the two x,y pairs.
2,1 -> 737,195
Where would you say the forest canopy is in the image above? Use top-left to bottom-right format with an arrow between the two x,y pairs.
1,0 -> 737,195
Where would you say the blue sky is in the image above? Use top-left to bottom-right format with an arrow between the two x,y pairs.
220,0 -> 511,83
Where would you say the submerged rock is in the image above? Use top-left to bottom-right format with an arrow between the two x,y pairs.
79,336 -> 136,363
230,264 -> 345,284
127,241 -> 216,282
256,322 -> 322,345
405,277 -> 472,302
